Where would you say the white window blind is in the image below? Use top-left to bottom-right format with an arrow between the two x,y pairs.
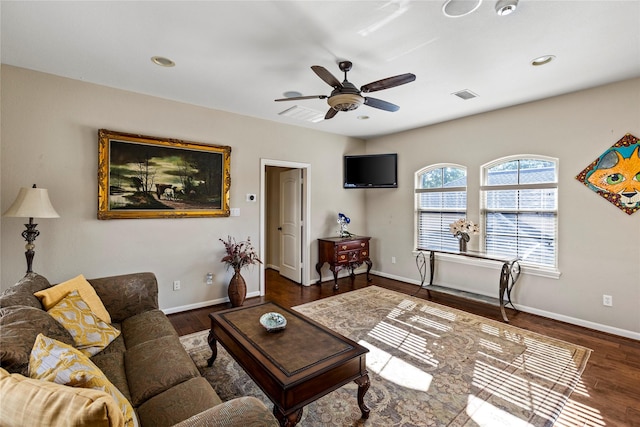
415,165 -> 467,252
481,158 -> 558,268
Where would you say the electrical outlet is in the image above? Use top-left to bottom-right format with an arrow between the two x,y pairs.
173,280 -> 181,291
602,294 -> 613,307
391,256 -> 396,264
205,273 -> 214,285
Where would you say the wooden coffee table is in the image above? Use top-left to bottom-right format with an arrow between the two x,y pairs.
207,302 -> 370,427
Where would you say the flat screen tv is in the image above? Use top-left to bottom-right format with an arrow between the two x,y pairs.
343,153 -> 398,188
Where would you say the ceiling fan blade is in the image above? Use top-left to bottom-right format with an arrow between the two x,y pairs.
311,66 -> 342,89
364,97 -> 400,112
275,95 -> 327,101
325,108 -> 338,120
360,73 -> 416,93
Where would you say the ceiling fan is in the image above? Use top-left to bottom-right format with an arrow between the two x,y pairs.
275,60 -> 416,120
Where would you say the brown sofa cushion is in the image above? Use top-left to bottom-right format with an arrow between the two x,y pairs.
91,349 -> 132,404
88,273 -> 158,323
0,305 -> 74,375
125,335 -> 200,406
172,396 -> 280,427
136,377 -> 222,427
121,309 -> 178,349
0,273 -> 51,309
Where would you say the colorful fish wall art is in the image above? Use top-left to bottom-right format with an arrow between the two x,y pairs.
576,133 -> 640,215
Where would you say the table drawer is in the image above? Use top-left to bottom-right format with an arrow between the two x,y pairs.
337,241 -> 369,251
337,250 -> 361,264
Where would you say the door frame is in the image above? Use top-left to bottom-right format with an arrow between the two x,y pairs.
259,159 -> 312,295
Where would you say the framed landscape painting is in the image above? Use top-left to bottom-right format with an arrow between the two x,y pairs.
98,129 -> 231,219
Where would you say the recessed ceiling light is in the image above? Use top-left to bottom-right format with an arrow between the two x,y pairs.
283,91 -> 303,98
531,55 -> 555,66
442,0 -> 483,18
151,56 -> 175,67
495,0 -> 518,16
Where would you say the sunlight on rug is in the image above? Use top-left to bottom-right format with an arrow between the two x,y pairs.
181,286 -> 591,427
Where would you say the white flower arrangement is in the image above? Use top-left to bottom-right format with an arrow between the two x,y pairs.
449,218 -> 479,237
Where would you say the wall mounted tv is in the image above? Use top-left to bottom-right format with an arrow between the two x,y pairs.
343,153 -> 398,188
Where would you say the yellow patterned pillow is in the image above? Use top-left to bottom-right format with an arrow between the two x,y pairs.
35,274 -> 111,323
0,367 -> 124,427
29,334 -> 138,427
47,289 -> 120,356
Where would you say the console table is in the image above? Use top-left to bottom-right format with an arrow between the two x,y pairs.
414,249 -> 521,322
316,236 -> 372,289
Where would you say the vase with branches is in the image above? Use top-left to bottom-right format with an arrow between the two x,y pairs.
219,236 -> 261,306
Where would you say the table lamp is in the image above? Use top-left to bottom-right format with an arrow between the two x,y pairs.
3,184 -> 59,274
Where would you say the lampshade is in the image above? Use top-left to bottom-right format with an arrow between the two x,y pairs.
3,187 -> 60,218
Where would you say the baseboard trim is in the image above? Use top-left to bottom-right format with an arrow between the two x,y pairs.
515,305 -> 640,341
371,270 -> 640,341
162,291 -> 261,315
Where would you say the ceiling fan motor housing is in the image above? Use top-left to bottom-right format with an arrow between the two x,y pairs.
328,80 -> 363,111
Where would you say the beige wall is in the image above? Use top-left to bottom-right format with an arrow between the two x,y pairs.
0,65 -> 366,310
365,77 -> 640,338
1,65 -> 638,339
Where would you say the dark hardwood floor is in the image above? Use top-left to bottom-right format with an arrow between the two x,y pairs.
168,269 -> 640,427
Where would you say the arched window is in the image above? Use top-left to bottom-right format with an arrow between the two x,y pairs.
415,164 -> 467,251
481,156 -> 558,268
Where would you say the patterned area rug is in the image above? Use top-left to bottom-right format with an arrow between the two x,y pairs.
180,286 -> 591,426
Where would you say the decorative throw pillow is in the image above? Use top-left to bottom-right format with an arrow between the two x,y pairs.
0,367 -> 124,427
0,305 -> 75,376
34,274 -> 111,323
29,334 -> 138,427
47,290 -> 120,357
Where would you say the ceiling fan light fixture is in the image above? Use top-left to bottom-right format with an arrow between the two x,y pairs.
328,93 -> 364,111
495,0 -> 518,16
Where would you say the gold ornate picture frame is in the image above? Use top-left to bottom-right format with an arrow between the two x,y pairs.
98,129 -> 231,219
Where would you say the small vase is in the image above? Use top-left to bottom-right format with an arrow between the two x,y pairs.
457,232 -> 469,252
228,267 -> 246,307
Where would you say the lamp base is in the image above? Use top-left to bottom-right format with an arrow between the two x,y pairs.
21,218 -> 39,274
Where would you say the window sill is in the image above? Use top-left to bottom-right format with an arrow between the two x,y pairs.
412,250 -> 561,279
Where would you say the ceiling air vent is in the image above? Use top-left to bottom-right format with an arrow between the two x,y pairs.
452,89 -> 478,100
278,105 -> 324,123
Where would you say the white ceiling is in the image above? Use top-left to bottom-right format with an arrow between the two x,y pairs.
2,1 -> 639,139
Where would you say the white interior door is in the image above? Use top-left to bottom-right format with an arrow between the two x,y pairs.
279,168 -> 302,283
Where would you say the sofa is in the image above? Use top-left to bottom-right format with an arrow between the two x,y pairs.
0,272 -> 279,427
